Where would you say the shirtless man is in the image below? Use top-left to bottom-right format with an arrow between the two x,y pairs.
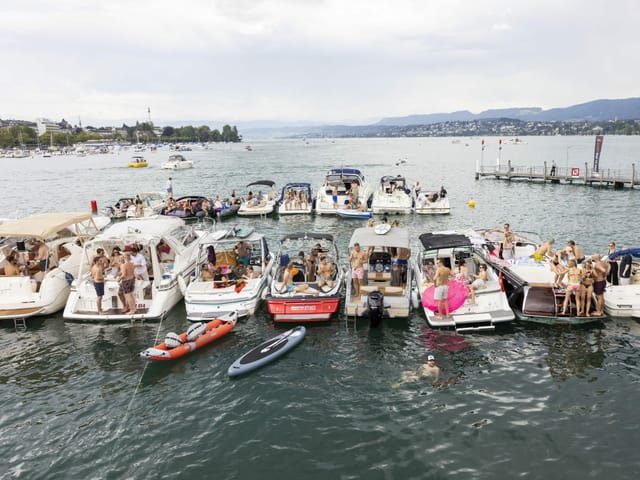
568,240 -> 585,264
434,258 -> 452,319
90,256 -> 106,314
2,252 -> 21,276
591,253 -> 610,316
117,253 -> 137,314
400,355 -> 440,385
35,241 -> 50,273
279,262 -> 318,296
235,241 -> 251,266
348,243 -> 368,297
534,239 -> 555,261
316,257 -> 335,289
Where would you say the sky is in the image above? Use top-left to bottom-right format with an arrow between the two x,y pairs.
2,0 -> 639,127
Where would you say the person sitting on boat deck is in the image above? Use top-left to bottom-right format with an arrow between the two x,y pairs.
235,241 -> 251,266
212,266 -> 232,288
201,261 -> 216,280
348,243 -> 368,297
196,198 -> 211,218
2,252 -> 21,276
567,240 -> 585,264
35,241 -> 50,273
455,259 -> 469,283
108,247 -> 122,275
468,264 -> 488,305
561,259 -> 582,315
429,192 -> 439,203
591,253 -> 610,316
550,253 -> 567,288
279,262 -> 319,296
533,239 -> 555,261
422,260 -> 436,285
316,256 -> 336,290
434,258 -> 452,320
90,256 -> 106,314
579,260 -> 595,316
243,265 -> 257,280
130,246 -> 149,281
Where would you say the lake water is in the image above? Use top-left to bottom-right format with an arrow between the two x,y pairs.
1,136 -> 639,479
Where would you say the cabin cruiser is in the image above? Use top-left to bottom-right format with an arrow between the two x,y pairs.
266,232 -> 343,322
370,175 -> 413,215
277,182 -> 313,214
412,232 -> 514,332
183,227 -> 274,320
344,226 -> 414,324
237,180 -> 278,216
0,212 -> 103,326
315,168 -> 370,215
161,154 -> 193,170
63,216 -> 202,321
415,187 -> 451,215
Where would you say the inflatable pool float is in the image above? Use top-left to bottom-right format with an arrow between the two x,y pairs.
422,280 -> 469,314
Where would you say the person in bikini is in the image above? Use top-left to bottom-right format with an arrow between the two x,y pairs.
579,260 -> 595,316
561,259 -> 582,315
348,243 -> 368,297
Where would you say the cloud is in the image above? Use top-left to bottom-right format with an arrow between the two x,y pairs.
1,0 -> 639,125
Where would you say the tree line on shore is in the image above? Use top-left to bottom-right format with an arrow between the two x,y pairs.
0,121 -> 242,149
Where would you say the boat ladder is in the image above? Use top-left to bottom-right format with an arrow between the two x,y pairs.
13,317 -> 27,332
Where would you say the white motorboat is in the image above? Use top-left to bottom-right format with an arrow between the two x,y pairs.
237,180 -> 278,216
161,154 -> 193,170
412,232 -> 515,332
370,175 -> 413,215
415,187 -> 451,215
63,216 -> 202,321
266,232 -> 343,322
344,226 -> 414,322
183,227 -> 274,320
125,192 -> 166,218
0,212 -> 103,325
315,168 -> 371,215
277,182 -> 313,215
603,248 -> 640,318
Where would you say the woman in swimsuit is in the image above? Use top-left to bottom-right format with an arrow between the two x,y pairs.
579,260 -> 595,316
561,259 -> 582,315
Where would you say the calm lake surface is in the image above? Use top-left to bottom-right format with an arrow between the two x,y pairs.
1,136 -> 639,479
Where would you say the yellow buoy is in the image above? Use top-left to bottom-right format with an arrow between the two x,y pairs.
468,199 -> 476,208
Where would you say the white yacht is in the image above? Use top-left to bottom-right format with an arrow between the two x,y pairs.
0,212 -> 103,325
370,175 -> 413,215
315,168 -> 370,215
182,227 -> 274,320
277,183 -> 313,215
603,248 -> 640,318
344,226 -> 414,323
412,231 -> 515,332
237,180 -> 278,216
161,154 -> 193,170
63,216 -> 202,321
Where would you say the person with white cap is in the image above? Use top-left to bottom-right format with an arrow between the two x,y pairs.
417,355 -> 440,382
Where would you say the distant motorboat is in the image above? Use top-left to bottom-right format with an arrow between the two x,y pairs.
315,168 -> 371,215
161,154 -> 193,170
371,174 -> 413,215
128,155 -> 148,168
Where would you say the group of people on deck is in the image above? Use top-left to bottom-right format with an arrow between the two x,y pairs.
277,243 -> 335,296
1,240 -> 51,279
283,188 -> 309,210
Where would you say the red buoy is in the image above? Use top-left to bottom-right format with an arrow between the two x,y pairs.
90,200 -> 98,214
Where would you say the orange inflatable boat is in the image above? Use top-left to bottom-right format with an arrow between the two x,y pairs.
140,312 -> 237,361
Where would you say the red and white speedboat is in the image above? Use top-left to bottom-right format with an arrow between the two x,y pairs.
266,233 -> 343,322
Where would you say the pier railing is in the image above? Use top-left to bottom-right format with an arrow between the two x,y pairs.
476,161 -> 638,189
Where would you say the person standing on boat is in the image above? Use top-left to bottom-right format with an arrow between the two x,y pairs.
130,246 -> 148,281
117,253 -> 137,314
567,240 -> 585,264
134,195 -> 144,217
591,253 -> 610,316
434,258 -> 452,320
35,241 -> 50,273
166,177 -> 173,196
606,241 -> 619,285
348,243 -> 368,297
618,248 -> 633,286
90,256 -> 106,314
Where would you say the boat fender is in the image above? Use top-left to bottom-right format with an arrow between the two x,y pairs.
164,332 -> 183,349
186,322 -> 207,341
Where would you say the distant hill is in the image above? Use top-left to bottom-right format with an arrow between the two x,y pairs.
376,98 -> 640,126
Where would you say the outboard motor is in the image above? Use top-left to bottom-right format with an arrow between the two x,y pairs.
366,290 -> 385,327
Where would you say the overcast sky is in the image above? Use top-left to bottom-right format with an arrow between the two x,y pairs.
2,0 -> 639,126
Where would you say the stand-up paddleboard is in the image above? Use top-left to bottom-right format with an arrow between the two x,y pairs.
336,209 -> 372,219
228,326 -> 306,377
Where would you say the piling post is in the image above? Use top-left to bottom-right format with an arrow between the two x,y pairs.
633,163 -> 636,189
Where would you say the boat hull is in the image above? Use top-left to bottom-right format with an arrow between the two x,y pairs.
266,296 -> 341,322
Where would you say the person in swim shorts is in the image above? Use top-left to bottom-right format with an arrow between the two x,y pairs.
591,253 -> 610,316
348,243 -> 368,297
434,258 -> 452,320
90,256 -> 106,314
117,253 -> 137,314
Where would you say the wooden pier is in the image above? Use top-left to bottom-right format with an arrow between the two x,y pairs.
476,161 -> 638,189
